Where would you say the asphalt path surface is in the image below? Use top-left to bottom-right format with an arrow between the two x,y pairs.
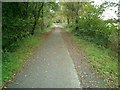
8,27 -> 81,88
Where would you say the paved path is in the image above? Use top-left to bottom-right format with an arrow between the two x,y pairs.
8,27 -> 81,88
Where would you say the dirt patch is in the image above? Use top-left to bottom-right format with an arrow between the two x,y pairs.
61,29 -> 106,88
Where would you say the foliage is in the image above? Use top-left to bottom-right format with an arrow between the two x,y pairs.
61,2 -> 119,53
2,2 -> 59,87
2,2 -> 58,51
72,35 -> 118,88
62,2 -> 119,88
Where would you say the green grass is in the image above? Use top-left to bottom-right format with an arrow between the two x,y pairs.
2,32 -> 44,87
72,35 -> 118,88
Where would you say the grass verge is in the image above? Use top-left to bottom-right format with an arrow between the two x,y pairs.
72,34 -> 118,88
2,31 -> 47,87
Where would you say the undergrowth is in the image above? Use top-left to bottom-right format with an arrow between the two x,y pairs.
72,34 -> 118,88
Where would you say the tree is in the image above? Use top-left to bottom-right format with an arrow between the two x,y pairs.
2,2 -> 59,51
61,2 -> 118,52
31,2 -> 44,35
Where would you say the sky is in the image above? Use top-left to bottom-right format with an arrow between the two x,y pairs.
92,0 -> 119,20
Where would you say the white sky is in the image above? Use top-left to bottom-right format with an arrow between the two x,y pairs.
92,0 -> 119,20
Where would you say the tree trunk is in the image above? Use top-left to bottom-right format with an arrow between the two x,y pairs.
31,3 -> 44,35
31,18 -> 37,35
41,3 -> 44,31
67,17 -> 69,24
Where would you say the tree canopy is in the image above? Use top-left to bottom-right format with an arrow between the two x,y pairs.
2,2 -> 119,53
59,2 -> 119,52
2,2 -> 59,51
